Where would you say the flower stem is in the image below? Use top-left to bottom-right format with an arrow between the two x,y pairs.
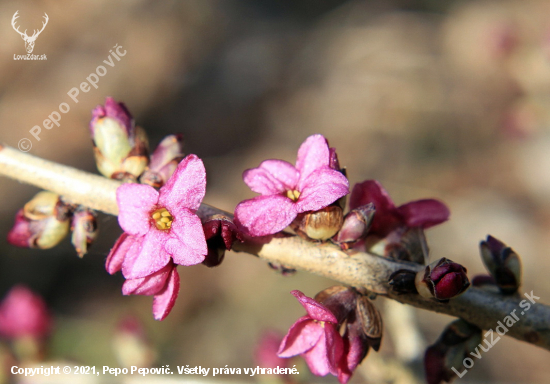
1,144 -> 549,351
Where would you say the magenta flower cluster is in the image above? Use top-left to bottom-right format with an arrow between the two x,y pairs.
4,97 -> 462,384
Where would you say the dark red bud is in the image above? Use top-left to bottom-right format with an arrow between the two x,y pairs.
416,258 -> 470,301
201,214 -> 243,268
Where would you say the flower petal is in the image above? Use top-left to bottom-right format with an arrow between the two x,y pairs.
278,317 -> 323,357
122,262 -> 173,296
122,230 -> 171,279
291,290 -> 338,323
398,199 -> 450,229
152,266 -> 180,321
349,180 -> 395,212
349,180 -> 402,237
303,324 -> 344,377
301,330 -> 329,376
106,233 -> 133,274
164,207 -> 207,266
243,160 -> 299,195
234,195 -> 297,236
324,323 -> 345,375
295,168 -> 349,212
295,135 -> 331,183
158,154 -> 206,212
117,184 -> 158,235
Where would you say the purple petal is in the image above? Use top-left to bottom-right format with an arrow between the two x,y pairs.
164,207 -> 207,266
295,168 -> 349,212
152,266 -> 180,321
291,290 -> 339,323
122,230 -> 171,279
158,154 -> 206,212
349,180 -> 402,236
278,317 -> 323,357
106,233 -> 134,274
295,134 -> 330,183
117,184 -> 158,236
122,263 -> 173,296
324,323 -> 345,375
243,160 -> 299,195
349,180 -> 395,212
234,195 -> 297,236
397,199 -> 450,229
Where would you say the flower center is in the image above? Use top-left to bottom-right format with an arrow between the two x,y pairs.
286,189 -> 301,201
151,207 -> 173,230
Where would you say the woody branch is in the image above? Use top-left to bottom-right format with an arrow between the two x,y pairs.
1,143 -> 549,351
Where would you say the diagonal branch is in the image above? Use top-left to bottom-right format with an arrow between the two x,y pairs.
1,144 -> 549,351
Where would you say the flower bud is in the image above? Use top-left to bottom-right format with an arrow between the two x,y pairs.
424,319 -> 481,384
71,207 -> 98,258
292,205 -> 344,241
415,258 -> 470,301
0,286 -> 52,340
254,330 -> 291,373
90,97 -> 149,181
333,203 -> 375,248
202,214 -> 243,267
140,134 -> 184,188
479,235 -> 522,294
7,192 -> 70,249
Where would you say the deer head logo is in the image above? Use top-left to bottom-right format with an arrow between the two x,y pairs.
11,11 -> 49,54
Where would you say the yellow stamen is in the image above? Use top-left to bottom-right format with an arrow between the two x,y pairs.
286,189 -> 301,201
151,207 -> 173,230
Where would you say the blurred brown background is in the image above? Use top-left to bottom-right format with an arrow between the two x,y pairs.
1,0 -> 550,383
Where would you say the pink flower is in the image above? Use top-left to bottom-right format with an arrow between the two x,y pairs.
0,286 -> 52,340
235,135 -> 349,236
255,330 -> 290,370
106,154 -> 207,320
278,290 -> 344,377
123,261 -> 180,321
349,180 -> 450,239
106,235 -> 180,320
112,154 -> 207,279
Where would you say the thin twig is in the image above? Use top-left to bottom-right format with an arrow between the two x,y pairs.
1,144 -> 549,351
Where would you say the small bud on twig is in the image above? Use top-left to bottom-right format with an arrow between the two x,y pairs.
7,191 -> 70,249
415,258 -> 470,302
90,97 -> 149,181
71,206 -> 98,257
479,235 -> 522,295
